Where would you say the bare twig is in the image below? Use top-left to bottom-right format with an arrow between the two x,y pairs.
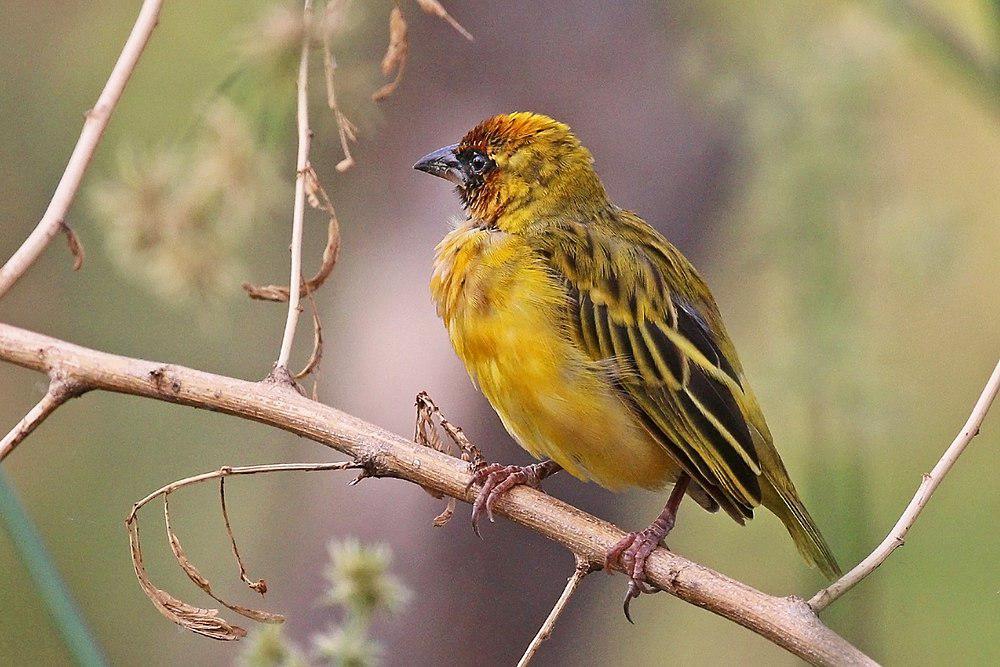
220,476 -> 267,594
0,0 -> 165,299
809,359 -> 1000,611
242,214 -> 341,302
163,494 -> 284,626
517,555 -> 593,667
323,46 -> 357,173
414,391 -> 485,526
0,375 -> 88,462
124,461 -> 360,639
60,222 -> 85,271
415,0 -> 474,41
128,519 -> 247,641
293,284 -> 324,381
274,0 -> 316,374
320,4 -> 357,173
0,322 -> 875,665
415,391 -> 483,465
127,462 -> 358,522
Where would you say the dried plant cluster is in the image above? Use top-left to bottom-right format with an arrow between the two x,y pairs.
0,1 -> 997,666
125,462 -> 360,639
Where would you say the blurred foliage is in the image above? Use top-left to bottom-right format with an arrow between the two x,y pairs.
240,625 -> 309,667
322,539 -> 409,620
89,100 -> 284,303
239,540 -> 408,667
86,0 -> 381,307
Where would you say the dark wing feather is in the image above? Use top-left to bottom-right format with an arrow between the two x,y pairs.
546,220 -> 763,522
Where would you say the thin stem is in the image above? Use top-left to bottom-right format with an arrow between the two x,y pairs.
810,359 -> 1000,611
0,470 -> 108,666
517,555 -> 591,667
275,0 -> 315,371
126,461 -> 356,523
0,378 -> 85,462
0,0 -> 165,299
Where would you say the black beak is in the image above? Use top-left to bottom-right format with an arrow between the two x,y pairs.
413,144 -> 465,186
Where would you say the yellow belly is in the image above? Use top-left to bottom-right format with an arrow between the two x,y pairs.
431,223 -> 677,490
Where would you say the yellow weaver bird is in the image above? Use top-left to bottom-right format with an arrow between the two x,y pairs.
415,112 -> 840,615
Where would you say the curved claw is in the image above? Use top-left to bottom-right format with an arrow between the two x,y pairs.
623,580 -> 641,624
606,530 -> 666,623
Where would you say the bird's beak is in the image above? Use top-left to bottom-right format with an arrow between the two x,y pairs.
413,144 -> 465,186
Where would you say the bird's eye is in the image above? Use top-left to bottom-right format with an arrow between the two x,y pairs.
468,151 -> 490,174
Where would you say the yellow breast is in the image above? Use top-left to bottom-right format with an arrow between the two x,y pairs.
430,222 -> 676,491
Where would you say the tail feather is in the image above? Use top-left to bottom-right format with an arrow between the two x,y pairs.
762,481 -> 841,579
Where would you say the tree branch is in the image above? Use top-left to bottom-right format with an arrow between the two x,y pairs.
273,0 -> 315,374
517,554 -> 593,667
0,373 -> 88,462
0,0 -> 165,299
809,359 -> 1000,611
0,321 -> 874,666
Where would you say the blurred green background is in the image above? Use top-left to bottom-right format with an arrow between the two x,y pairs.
1,1 -> 997,665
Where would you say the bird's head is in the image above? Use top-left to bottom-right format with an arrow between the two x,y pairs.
414,112 -> 608,231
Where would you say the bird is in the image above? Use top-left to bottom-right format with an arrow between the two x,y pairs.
414,112 -> 840,617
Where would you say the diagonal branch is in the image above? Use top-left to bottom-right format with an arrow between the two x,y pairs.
0,0 -> 165,299
0,374 -> 89,462
809,359 -> 1000,611
0,321 -> 875,665
517,554 -> 594,667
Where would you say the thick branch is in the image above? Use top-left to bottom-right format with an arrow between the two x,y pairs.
810,359 -> 1000,611
0,0 -> 165,299
0,322 -> 873,666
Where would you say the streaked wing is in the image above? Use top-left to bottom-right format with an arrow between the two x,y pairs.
546,219 -> 763,521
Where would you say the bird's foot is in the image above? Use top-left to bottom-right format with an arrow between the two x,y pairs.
604,525 -> 670,624
466,461 -> 556,537
605,473 -> 689,622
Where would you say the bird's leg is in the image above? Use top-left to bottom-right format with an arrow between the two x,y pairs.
467,459 -> 561,536
605,473 -> 690,623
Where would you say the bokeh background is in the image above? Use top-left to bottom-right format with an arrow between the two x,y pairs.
1,1 -> 998,665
